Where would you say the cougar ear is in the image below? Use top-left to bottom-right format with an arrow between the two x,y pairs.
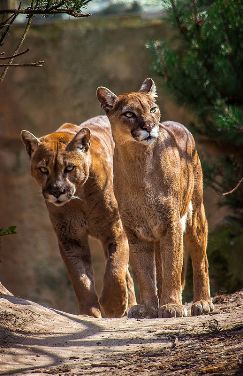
96,86 -> 117,113
139,78 -> 157,99
66,128 -> 91,152
21,130 -> 40,158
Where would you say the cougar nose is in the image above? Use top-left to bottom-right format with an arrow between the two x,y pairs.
49,186 -> 66,198
142,123 -> 154,132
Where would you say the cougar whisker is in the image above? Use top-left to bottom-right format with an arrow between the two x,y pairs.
71,195 -> 81,200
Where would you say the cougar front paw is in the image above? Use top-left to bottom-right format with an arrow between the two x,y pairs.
128,304 -> 158,319
100,280 -> 128,318
158,303 -> 187,318
84,307 -> 102,318
191,300 -> 214,316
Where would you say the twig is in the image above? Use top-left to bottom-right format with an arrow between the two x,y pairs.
0,3 -> 20,46
47,0 -> 66,12
0,12 -> 16,27
223,177 -> 243,196
0,1 -> 90,81
0,8 -> 90,17
0,60 -> 44,67
0,15 -> 33,82
0,48 -> 29,59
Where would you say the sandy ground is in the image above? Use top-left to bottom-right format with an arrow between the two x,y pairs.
0,289 -> 243,376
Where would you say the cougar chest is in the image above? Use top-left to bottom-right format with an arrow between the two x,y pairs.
119,186 -> 166,242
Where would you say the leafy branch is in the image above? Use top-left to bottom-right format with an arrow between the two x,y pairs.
0,226 -> 17,236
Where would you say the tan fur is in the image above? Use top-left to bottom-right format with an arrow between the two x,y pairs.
97,78 -> 214,318
21,117 -> 136,318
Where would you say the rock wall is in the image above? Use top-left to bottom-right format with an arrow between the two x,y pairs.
0,15 -> 226,313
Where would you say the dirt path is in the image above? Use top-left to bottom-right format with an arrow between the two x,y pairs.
0,291 -> 243,375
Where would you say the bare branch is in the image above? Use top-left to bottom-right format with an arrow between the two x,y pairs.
0,15 -> 33,82
0,1 -> 91,82
223,177 -> 243,196
0,12 -> 16,27
0,8 -> 90,17
0,3 -> 20,46
0,60 -> 44,67
0,48 -> 29,59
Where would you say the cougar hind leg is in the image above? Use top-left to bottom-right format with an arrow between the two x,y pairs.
155,243 -> 162,304
184,199 -> 214,316
181,245 -> 189,291
126,268 -> 137,310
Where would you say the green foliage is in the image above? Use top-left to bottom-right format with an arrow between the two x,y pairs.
149,0 -> 243,295
150,0 -> 243,142
184,220 -> 243,300
207,221 -> 243,294
0,226 -> 17,236
149,0 -> 243,214
202,156 -> 243,210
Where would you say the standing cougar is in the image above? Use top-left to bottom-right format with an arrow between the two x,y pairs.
97,78 -> 214,318
21,118 -> 136,318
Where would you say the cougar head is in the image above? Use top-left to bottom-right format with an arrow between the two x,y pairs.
21,127 -> 91,206
97,78 -> 160,145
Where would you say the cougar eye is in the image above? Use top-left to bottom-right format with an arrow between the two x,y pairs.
65,165 -> 75,173
39,166 -> 48,174
123,111 -> 136,118
150,107 -> 157,113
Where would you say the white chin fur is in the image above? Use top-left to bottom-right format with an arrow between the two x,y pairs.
46,193 -> 71,206
140,138 -> 156,145
52,200 -> 69,207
